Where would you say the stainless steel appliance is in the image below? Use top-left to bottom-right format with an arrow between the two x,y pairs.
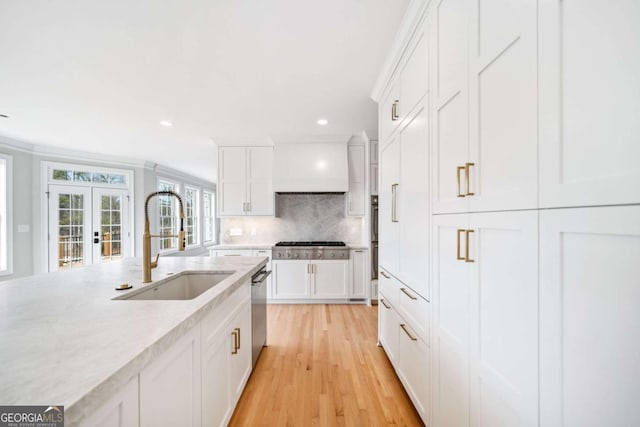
371,196 -> 378,279
272,241 -> 350,260
251,266 -> 271,367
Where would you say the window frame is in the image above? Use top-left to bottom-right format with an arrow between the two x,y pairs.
183,185 -> 200,247
157,179 -> 180,253
202,190 -> 216,244
0,154 -> 13,276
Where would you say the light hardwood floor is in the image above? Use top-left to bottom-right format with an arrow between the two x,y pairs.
229,304 -> 423,426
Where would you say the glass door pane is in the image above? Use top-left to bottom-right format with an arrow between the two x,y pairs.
92,188 -> 130,264
48,185 -> 91,272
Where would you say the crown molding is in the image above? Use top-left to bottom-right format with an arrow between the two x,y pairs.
370,0 -> 430,102
272,134 -> 353,145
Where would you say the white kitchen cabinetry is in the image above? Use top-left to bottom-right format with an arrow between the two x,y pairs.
431,211 -> 538,427
378,270 -> 431,424
378,82 -> 400,145
218,146 -> 274,216
348,249 -> 367,299
272,259 -> 351,301
140,325 -> 202,427
432,0 -> 537,214
539,206 -> 640,427
347,144 -> 366,216
210,249 -> 253,257
539,0 -> 640,208
253,249 -> 273,298
379,105 -> 430,300
79,378 -> 139,427
201,284 -> 252,427
370,164 -> 378,196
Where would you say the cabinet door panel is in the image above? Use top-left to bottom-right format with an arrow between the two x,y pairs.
432,214 -> 471,427
246,147 -> 274,215
468,211 -> 538,427
539,0 -> 640,208
379,139 -> 400,274
379,82 -> 400,145
398,106 -> 430,299
79,378 -> 138,427
400,29 -> 428,120
140,326 -> 201,427
540,206 -> 640,427
348,144 -> 366,216
272,260 -> 309,299
468,0 -> 537,212
379,298 -> 400,366
398,322 -> 430,422
230,304 -> 252,402
349,250 -> 367,299
312,260 -> 348,299
202,330 -> 231,427
218,147 -> 246,216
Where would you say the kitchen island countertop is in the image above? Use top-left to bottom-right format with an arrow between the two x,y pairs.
0,256 -> 267,425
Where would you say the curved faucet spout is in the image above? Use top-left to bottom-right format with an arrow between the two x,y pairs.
143,190 -> 186,283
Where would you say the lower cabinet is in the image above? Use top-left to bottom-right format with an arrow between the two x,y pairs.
140,325 -> 202,427
202,295 -> 252,427
272,259 -> 349,300
379,287 -> 430,424
79,377 -> 139,427
349,249 -> 368,299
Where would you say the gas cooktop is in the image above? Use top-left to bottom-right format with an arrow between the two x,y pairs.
274,241 -> 346,247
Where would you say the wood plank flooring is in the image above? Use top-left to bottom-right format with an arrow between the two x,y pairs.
229,304 -> 423,426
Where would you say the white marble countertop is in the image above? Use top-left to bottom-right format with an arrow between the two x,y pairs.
0,256 -> 267,425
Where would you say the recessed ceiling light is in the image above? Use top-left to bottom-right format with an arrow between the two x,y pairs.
160,120 -> 173,127
0,114 -> 9,119
317,119 -> 328,126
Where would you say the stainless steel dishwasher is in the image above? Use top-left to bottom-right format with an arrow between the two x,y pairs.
251,266 -> 271,367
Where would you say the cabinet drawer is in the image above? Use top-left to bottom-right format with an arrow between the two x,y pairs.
378,269 -> 399,308
398,321 -> 430,421
201,284 -> 250,347
397,286 -> 430,345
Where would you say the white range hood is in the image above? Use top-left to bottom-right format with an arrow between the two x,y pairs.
273,142 -> 349,193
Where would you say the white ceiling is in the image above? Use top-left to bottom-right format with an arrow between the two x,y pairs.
0,0 -> 409,182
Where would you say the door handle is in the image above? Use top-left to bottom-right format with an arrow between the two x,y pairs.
457,166 -> 466,198
465,163 -> 475,196
457,229 -> 466,261
465,229 -> 475,263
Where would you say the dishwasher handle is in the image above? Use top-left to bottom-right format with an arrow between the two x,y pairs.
251,269 -> 272,286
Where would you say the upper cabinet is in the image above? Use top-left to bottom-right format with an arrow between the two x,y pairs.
378,22 -> 428,147
432,0 -> 538,214
347,143 -> 366,216
538,0 -> 640,208
218,146 -> 274,217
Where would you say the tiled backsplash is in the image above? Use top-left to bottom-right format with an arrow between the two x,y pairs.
219,194 -> 364,244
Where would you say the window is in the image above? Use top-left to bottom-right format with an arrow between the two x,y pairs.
158,180 -> 178,251
184,186 -> 199,246
203,191 -> 215,243
0,154 -> 12,275
51,168 -> 127,185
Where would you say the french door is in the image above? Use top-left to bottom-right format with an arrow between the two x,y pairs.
48,185 -> 130,271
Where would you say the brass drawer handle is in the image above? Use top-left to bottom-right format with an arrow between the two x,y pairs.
231,330 -> 238,354
465,230 -> 475,263
457,166 -> 466,198
400,287 -> 418,300
391,100 -> 400,121
457,229 -> 466,261
381,299 -> 391,309
380,271 -> 391,279
400,324 -> 418,341
465,163 -> 475,196
235,327 -> 241,349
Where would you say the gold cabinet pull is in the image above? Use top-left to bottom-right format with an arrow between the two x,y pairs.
400,287 -> 418,300
380,270 -> 391,279
391,184 -> 399,222
400,324 -> 418,341
457,229 -> 466,261
465,163 -> 475,196
457,166 -> 466,198
381,299 -> 391,309
235,327 -> 241,349
465,229 -> 475,263
231,330 -> 238,354
391,100 -> 400,121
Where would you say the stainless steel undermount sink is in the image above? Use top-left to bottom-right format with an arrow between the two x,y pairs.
114,271 -> 234,300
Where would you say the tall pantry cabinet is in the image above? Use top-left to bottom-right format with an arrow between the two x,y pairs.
375,0 -> 640,426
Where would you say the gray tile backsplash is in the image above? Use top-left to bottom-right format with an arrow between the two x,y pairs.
219,194 -> 363,244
